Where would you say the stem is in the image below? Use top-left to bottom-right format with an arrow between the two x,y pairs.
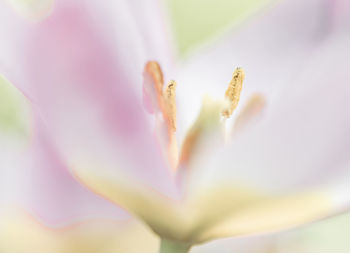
158,238 -> 191,253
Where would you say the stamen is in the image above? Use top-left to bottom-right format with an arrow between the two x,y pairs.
143,61 -> 164,113
145,61 -> 164,93
143,61 -> 179,171
143,61 -> 177,132
163,80 -> 177,132
222,67 -> 245,118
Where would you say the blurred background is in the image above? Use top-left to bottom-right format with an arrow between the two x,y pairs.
166,0 -> 271,56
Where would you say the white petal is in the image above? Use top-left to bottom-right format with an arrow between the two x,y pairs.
184,27 -> 350,241
176,0 -> 334,141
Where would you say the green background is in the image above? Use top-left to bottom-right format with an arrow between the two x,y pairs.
166,0 -> 272,55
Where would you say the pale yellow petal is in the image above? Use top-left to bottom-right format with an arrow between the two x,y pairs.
71,165 -> 190,241
0,210 -> 59,253
196,189 -> 331,243
0,209 -> 158,253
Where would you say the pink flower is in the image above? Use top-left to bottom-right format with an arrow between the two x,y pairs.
1,0 -> 350,252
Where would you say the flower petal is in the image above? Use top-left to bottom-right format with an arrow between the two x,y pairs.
194,210 -> 350,252
192,233 -> 275,253
206,30 -> 350,240
176,0 -> 334,139
329,0 -> 350,33
0,75 -> 33,208
185,31 -> 350,241
0,75 -> 32,141
1,0 -> 181,231
126,0 -> 175,73
0,77 -> 128,226
14,121 -> 129,227
0,209 -> 158,253
208,32 -> 350,193
0,0 -> 174,90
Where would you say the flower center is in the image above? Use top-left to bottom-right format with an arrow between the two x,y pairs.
143,61 -> 264,173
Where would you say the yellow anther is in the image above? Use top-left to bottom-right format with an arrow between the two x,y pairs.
164,80 -> 177,132
222,67 -> 245,118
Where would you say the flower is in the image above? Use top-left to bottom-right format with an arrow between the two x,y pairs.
1,0 -> 350,252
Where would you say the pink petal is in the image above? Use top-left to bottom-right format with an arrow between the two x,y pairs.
0,209 -> 158,253
0,77 -> 128,227
0,0 -> 174,90
1,0 -> 179,224
329,0 -> 350,32
9,116 -> 129,227
126,0 -> 176,76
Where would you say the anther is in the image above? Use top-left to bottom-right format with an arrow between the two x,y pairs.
222,67 -> 245,118
143,61 -> 164,114
164,80 -> 177,132
145,61 -> 164,93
